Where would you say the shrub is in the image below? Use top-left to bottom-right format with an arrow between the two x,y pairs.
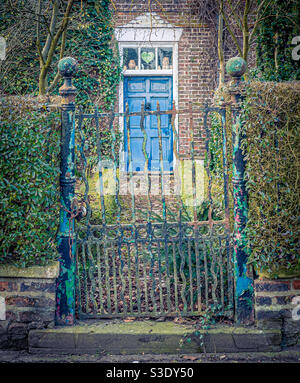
243,82 -> 300,276
0,98 -> 60,267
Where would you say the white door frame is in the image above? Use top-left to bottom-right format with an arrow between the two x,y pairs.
114,13 -> 183,172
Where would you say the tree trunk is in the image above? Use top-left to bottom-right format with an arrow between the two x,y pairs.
217,11 -> 225,86
39,66 -> 48,96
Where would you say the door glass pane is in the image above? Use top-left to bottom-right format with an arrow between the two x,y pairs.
141,48 -> 156,70
123,48 -> 138,70
158,47 -> 173,70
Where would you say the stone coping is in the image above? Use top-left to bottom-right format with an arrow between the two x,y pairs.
0,262 -> 59,279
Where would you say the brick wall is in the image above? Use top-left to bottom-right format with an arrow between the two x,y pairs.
255,279 -> 300,347
0,263 -> 58,350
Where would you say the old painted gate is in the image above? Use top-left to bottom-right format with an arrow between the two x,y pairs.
74,100 -> 234,320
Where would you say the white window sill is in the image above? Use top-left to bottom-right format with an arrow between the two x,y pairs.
123,70 -> 173,76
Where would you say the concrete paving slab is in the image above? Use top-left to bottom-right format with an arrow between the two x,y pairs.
28,320 -> 282,355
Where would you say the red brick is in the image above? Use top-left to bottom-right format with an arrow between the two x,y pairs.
292,280 -> 300,290
5,296 -> 55,308
6,296 -> 35,307
0,281 -> 18,292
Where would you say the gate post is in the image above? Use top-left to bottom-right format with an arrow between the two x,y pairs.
226,57 -> 254,325
55,57 -> 78,326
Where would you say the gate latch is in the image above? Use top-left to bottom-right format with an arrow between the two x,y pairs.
145,102 -> 151,111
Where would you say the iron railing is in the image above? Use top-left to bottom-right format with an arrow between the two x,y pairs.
74,102 -> 234,319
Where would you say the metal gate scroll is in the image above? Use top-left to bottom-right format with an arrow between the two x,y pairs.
74,100 -> 234,319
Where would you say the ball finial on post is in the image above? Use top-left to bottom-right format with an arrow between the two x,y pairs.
58,57 -> 78,106
225,57 -> 247,103
226,57 -> 247,78
58,57 -> 78,78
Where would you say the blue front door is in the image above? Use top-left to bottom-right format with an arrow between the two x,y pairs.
124,76 -> 173,172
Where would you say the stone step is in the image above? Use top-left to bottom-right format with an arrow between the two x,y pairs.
28,320 -> 281,355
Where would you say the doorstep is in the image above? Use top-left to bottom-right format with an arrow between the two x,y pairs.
28,320 -> 282,355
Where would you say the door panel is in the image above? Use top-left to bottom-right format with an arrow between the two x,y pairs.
128,78 -> 146,92
124,77 -> 173,172
128,97 -> 144,128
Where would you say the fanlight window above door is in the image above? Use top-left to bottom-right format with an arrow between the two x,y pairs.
122,46 -> 173,72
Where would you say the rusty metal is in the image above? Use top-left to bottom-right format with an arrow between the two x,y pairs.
55,57 -> 78,326
75,99 -> 234,320
226,57 -> 254,325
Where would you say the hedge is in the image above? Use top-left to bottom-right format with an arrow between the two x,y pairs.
0,98 -> 60,267
242,82 -> 300,276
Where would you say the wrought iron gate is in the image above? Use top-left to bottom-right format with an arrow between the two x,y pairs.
74,100 -> 234,319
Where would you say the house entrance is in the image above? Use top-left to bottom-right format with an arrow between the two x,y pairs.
124,76 -> 173,172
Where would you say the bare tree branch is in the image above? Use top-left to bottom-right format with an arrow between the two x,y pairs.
46,26 -> 67,93
39,0 -> 74,94
36,0 -> 45,66
42,0 -> 59,61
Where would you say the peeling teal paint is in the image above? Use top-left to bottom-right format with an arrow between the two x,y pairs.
55,57 -> 78,326
226,57 -> 254,324
236,275 -> 252,297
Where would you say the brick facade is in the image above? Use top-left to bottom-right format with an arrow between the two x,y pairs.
112,0 -> 218,159
255,278 -> 300,347
0,263 -> 58,349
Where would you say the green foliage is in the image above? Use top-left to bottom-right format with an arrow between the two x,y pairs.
65,0 -> 122,110
204,104 -> 234,229
0,99 -> 60,266
242,82 -> 300,276
68,1 -> 122,173
0,0 -> 122,108
255,0 -> 300,81
0,1 -> 39,95
208,112 -> 223,176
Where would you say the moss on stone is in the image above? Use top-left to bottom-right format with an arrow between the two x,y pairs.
0,262 -> 59,278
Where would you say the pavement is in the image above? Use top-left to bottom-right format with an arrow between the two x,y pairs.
1,320 -> 300,364
0,347 -> 300,363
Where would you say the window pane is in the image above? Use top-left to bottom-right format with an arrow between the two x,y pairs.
141,48 -> 156,70
158,48 -> 173,70
123,48 -> 138,70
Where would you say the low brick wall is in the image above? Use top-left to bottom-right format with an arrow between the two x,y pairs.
0,263 -> 59,350
255,278 -> 300,347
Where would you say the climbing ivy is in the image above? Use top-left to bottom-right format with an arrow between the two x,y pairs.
65,1 -> 122,174
65,0 -> 122,111
254,0 -> 300,81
